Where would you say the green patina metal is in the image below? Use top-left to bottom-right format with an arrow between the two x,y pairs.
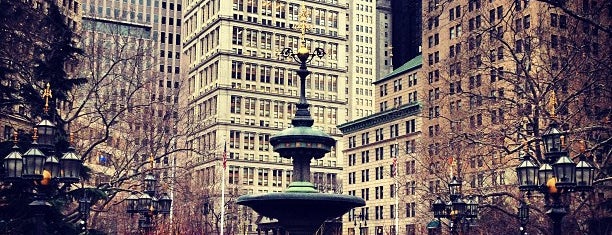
273,126 -> 332,138
237,42 -> 365,235
284,182 -> 319,193
375,54 -> 423,84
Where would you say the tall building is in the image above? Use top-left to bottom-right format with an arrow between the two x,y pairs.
375,0 -> 394,79
347,0 -> 393,120
390,0 -> 422,67
181,0 -> 349,233
419,0 -> 610,233
74,1 -> 183,231
339,55 -> 423,235
339,0 -> 609,234
78,0 -> 183,167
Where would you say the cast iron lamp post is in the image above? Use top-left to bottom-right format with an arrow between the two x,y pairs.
79,194 -> 91,234
3,121 -> 82,184
1,84 -> 84,235
515,121 -> 595,235
431,177 -> 479,235
517,202 -> 529,235
352,211 -> 367,235
125,165 -> 172,233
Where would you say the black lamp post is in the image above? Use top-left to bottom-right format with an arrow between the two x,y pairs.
352,211 -> 368,235
125,168 -> 172,233
1,84 -> 84,234
78,194 -> 91,233
515,121 -> 595,235
79,196 -> 91,220
518,202 -> 529,235
431,177 -> 478,235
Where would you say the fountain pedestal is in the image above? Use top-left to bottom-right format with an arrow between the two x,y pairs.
237,45 -> 365,234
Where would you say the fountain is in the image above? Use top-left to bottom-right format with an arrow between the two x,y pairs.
236,9 -> 365,234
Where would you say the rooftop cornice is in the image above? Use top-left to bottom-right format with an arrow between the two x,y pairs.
338,102 -> 422,134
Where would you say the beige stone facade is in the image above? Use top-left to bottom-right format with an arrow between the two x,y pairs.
347,0 -> 394,120
181,0 -> 351,233
419,0 -> 610,233
339,56 -> 423,235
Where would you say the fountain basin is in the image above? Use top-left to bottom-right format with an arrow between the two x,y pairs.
237,184 -> 365,235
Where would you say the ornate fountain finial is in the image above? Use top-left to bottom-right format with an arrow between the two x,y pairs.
278,5 -> 325,128
42,83 -> 52,114
296,5 -> 311,50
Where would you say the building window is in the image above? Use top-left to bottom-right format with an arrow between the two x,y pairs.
405,202 -> 416,217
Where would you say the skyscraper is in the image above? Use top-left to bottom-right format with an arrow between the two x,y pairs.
390,0 -> 422,67
75,2 -> 183,231
419,0 -> 610,233
79,0 -> 183,167
347,0 -> 392,119
181,1 -> 348,233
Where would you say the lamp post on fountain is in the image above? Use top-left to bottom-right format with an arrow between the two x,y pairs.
236,5 -> 365,235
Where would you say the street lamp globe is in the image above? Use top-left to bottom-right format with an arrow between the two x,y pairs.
43,155 -> 60,180
542,122 -> 563,153
144,173 -> 157,196
137,193 -> 152,214
22,135 -> 46,180
537,163 -> 553,187
35,118 -> 56,148
126,193 -> 139,214
4,145 -> 24,180
60,145 -> 82,183
448,176 -> 461,199
432,197 -> 446,219
575,155 -> 594,192
451,197 -> 467,219
151,196 -> 159,214
516,154 -> 539,191
158,193 -> 172,215
552,155 -> 576,189
465,197 -> 478,219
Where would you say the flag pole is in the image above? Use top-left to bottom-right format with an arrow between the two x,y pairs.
221,142 -> 227,235
394,143 -> 399,235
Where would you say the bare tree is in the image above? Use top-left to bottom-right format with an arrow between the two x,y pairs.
169,156 -> 247,235
417,0 -> 610,234
57,16 -> 205,232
